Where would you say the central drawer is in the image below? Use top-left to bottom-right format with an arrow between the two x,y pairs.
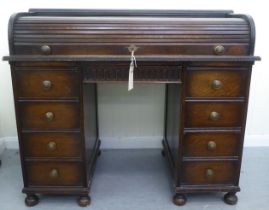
19,102 -> 80,130
26,161 -> 84,186
185,101 -> 244,128
84,62 -> 182,83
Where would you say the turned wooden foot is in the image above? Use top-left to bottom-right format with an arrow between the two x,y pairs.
77,195 -> 91,207
25,194 -> 39,207
224,192 -> 238,205
173,194 -> 187,206
97,150 -> 101,157
161,149 -> 165,157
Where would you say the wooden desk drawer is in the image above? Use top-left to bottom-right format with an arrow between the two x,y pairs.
26,161 -> 84,186
19,102 -> 80,130
15,44 -> 248,56
15,70 -> 80,99
23,132 -> 82,158
85,62 -> 182,82
185,102 -> 244,128
186,70 -> 248,97
182,161 -> 237,185
183,132 -> 240,157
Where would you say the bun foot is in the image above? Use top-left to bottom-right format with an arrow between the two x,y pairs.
224,192 -> 238,205
25,194 -> 39,207
161,150 -> 165,157
173,194 -> 187,206
77,195 -> 91,207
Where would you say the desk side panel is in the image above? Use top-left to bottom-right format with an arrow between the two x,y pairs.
82,82 -> 99,183
165,84 -> 181,170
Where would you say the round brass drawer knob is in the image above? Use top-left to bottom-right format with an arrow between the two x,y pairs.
49,169 -> 59,178
210,111 -> 220,121
40,45 -> 51,55
42,80 -> 52,90
47,141 -> 57,151
207,141 -> 217,151
205,168 -> 214,179
212,80 -> 222,90
44,112 -> 54,122
214,45 -> 225,55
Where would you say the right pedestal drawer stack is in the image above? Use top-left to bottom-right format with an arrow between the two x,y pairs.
175,62 -> 252,205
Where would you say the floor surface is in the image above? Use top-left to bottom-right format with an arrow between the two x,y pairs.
0,148 -> 268,210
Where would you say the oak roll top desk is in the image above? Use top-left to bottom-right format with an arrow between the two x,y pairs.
3,9 -> 260,207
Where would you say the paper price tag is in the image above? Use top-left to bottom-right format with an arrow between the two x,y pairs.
128,50 -> 137,91
128,60 -> 134,91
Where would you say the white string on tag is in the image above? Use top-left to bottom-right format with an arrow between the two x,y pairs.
128,50 -> 137,91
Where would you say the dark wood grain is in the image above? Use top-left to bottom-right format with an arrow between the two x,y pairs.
185,101 -> 244,128
183,131 -> 240,157
19,102 -> 80,130
165,83 -> 181,165
182,161 -> 237,185
22,132 -> 82,158
15,69 -> 80,99
26,161 -> 84,186
14,44 -> 249,56
82,82 -> 98,165
3,9 -> 260,206
186,69 -> 248,97
84,62 -> 181,83
11,11 -> 252,58
28,9 -> 234,16
3,55 -> 260,62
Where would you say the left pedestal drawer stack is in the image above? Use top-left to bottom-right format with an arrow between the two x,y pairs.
11,62 -> 96,207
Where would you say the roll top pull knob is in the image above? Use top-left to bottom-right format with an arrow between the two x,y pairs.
40,45 -> 51,55
214,45 -> 225,55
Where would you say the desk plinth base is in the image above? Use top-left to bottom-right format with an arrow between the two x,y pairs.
162,139 -> 240,206
22,139 -> 101,207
